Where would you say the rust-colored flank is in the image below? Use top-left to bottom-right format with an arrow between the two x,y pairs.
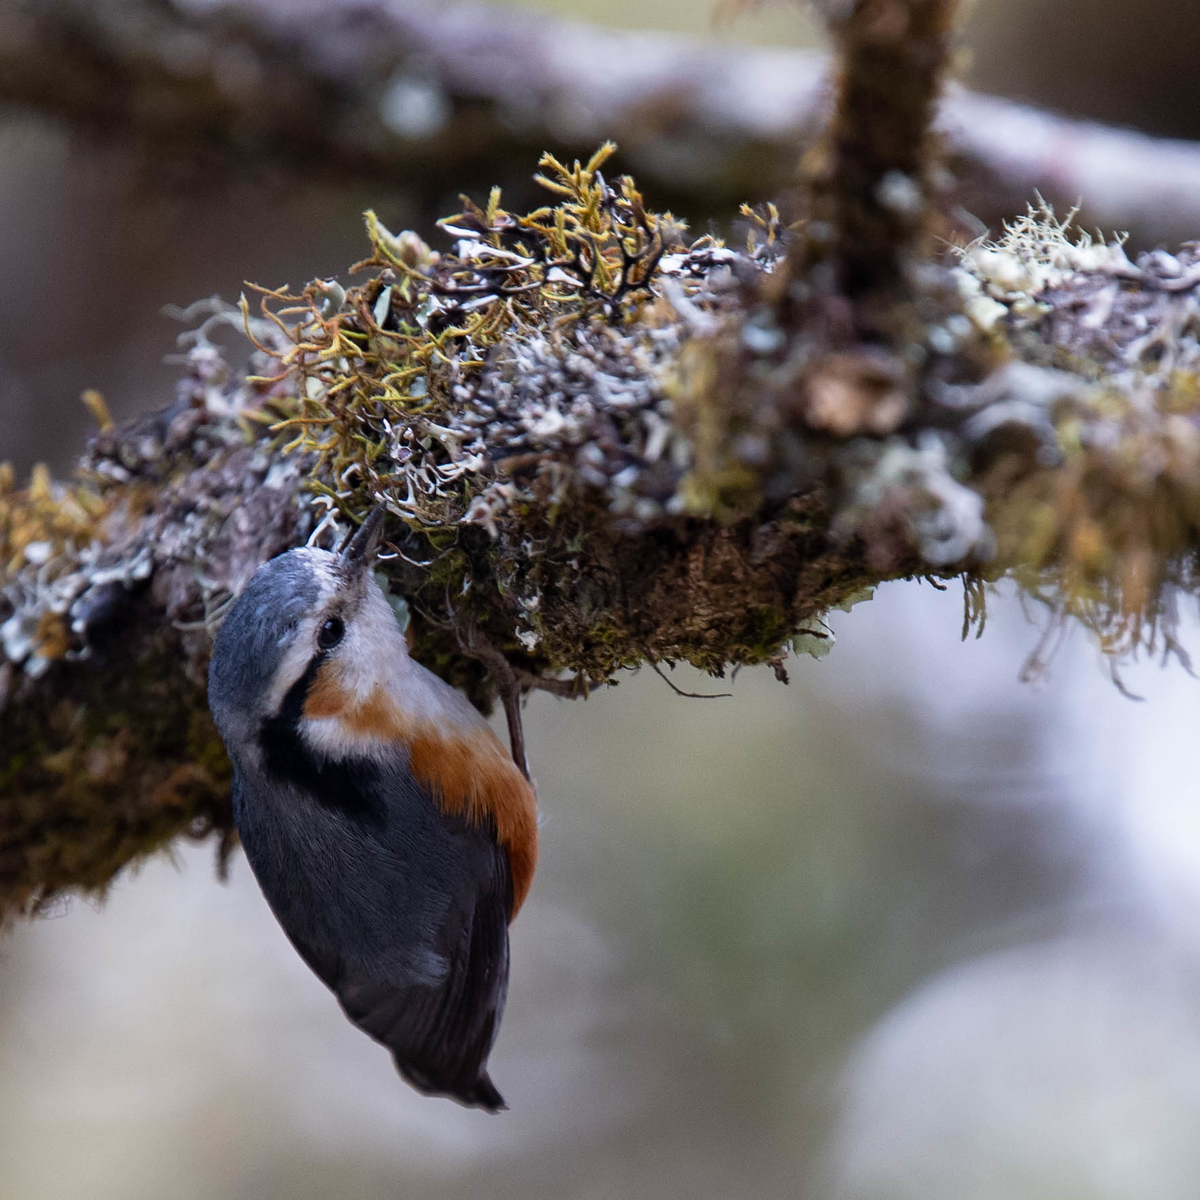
303,662 -> 539,913
405,731 -> 538,913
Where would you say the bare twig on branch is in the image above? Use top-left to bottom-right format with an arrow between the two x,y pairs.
815,0 -> 958,300
3,1 -> 1200,919
4,0 -> 1200,244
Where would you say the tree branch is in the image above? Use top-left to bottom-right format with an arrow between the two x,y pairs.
3,2 -> 1200,919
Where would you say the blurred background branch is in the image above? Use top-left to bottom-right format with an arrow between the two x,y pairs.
5,0 -> 1200,246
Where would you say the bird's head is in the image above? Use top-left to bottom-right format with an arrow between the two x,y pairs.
207,507 -> 407,756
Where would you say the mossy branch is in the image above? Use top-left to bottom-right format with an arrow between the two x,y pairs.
3,2 -> 1200,919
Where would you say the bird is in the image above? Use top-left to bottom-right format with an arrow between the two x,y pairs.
207,506 -> 537,1111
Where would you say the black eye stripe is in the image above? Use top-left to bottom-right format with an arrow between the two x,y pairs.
317,616 -> 345,650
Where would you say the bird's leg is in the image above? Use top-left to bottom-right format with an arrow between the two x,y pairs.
455,622 -> 530,781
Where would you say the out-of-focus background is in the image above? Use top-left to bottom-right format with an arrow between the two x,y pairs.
3,2 -> 1200,1198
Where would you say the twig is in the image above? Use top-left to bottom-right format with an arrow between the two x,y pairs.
648,661 -> 732,700
818,0 -> 961,299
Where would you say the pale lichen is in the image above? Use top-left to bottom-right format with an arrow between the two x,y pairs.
952,203 -> 1200,664
246,148 -> 883,689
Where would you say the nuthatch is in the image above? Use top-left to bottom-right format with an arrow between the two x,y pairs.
207,508 -> 537,1111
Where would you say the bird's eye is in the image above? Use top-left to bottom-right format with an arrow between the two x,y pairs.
317,616 -> 345,650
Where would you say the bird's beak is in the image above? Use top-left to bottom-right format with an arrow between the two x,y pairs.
339,505 -> 387,578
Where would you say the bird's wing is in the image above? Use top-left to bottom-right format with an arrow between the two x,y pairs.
268,813 -> 513,1112
334,837 -> 512,1111
234,757 -> 516,1111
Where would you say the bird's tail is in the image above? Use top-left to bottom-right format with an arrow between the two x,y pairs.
462,1072 -> 506,1113
394,1054 -> 507,1113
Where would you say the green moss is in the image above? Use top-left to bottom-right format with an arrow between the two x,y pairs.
0,608 -> 232,916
